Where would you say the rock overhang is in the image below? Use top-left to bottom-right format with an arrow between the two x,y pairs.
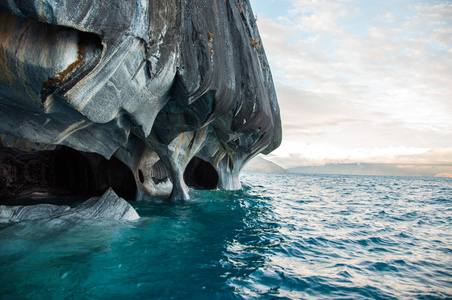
0,0 -> 282,202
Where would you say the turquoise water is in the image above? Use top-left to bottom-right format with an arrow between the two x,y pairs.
1,173 -> 451,299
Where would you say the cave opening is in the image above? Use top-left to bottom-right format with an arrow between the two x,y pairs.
0,145 -> 136,203
183,157 -> 218,190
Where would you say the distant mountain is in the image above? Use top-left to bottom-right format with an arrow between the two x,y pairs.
289,163 -> 452,178
243,156 -> 289,173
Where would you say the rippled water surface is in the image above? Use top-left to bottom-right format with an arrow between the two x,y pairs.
1,173 -> 451,299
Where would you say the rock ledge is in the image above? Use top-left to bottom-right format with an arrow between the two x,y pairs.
0,189 -> 139,224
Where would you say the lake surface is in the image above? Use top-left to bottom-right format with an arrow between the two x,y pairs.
1,173 -> 451,299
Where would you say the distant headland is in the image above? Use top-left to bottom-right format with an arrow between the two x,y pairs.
290,163 -> 452,178
245,157 -> 452,178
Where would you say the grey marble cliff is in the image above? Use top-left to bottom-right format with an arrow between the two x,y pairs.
0,0 -> 281,202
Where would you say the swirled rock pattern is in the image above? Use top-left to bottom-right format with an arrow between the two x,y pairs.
0,189 -> 139,223
0,0 -> 281,201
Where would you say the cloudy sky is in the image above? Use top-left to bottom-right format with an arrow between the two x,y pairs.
249,0 -> 452,168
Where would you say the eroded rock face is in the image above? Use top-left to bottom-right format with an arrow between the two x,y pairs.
0,189 -> 139,223
0,0 -> 281,201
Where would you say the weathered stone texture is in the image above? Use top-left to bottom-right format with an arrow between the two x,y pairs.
0,0 -> 281,201
0,189 -> 139,223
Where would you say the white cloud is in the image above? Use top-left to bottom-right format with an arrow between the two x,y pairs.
254,0 -> 452,166
266,142 -> 452,168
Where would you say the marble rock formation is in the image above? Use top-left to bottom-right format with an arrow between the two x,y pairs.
0,189 -> 140,223
0,0 -> 281,202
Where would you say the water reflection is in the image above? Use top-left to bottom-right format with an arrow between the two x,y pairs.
0,188 -> 277,299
